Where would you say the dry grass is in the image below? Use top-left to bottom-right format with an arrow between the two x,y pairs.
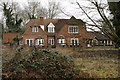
75,57 -> 118,78
2,46 -> 119,78
52,47 -> 119,78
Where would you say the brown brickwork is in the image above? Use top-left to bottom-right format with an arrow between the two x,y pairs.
22,16 -> 92,47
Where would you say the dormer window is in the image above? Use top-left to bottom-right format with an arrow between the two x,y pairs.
48,23 -> 55,33
48,27 -> 54,33
68,26 -> 78,33
32,26 -> 38,32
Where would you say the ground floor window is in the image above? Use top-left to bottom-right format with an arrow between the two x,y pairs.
48,39 -> 54,45
26,39 -> 34,46
58,39 -> 65,45
71,38 -> 79,46
19,40 -> 23,45
36,39 -> 44,45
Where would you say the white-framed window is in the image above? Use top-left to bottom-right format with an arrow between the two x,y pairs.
32,26 -> 38,32
71,38 -> 79,45
48,39 -> 54,45
26,39 -> 34,46
58,39 -> 65,45
68,26 -> 78,33
48,23 -> 55,33
48,27 -> 54,33
36,39 -> 44,45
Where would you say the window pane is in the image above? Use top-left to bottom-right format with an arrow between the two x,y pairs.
48,27 -> 54,33
30,40 -> 33,45
49,39 -> 54,45
69,26 -> 78,33
27,40 -> 29,45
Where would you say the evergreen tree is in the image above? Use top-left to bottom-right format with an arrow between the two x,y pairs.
2,3 -> 22,32
109,1 -> 120,47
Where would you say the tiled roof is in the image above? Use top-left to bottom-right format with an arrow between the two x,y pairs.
26,16 -> 85,33
88,32 -> 109,40
2,33 -> 19,43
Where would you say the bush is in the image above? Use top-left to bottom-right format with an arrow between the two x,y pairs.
3,48 -> 78,79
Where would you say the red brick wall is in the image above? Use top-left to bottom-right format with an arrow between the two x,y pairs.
57,24 -> 91,46
22,26 -> 47,46
22,22 -> 91,47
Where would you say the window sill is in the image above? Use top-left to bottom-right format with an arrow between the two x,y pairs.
68,33 -> 79,34
33,32 -> 37,33
48,32 -> 55,33
68,32 -> 79,33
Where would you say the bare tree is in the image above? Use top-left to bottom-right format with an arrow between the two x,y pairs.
75,0 -> 120,48
17,2 -> 47,28
46,1 -> 61,19
24,2 -> 46,19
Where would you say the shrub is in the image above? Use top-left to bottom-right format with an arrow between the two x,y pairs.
3,49 -> 78,79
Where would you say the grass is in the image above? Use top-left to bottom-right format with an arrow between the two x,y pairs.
2,46 -> 119,78
52,47 -> 119,78
74,57 -> 118,78
79,48 -> 120,51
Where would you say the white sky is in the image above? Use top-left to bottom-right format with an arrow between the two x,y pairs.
0,0 -> 119,31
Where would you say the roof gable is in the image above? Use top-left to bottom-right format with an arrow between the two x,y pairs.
89,32 -> 109,40
25,16 -> 85,33
47,22 -> 55,27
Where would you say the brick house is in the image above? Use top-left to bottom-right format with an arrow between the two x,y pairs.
21,16 -> 92,47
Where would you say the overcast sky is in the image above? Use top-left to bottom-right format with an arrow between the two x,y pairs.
0,0 -> 109,19
0,0 -> 119,19
0,0 -> 120,31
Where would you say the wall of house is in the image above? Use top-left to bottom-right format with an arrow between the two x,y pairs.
22,26 -> 47,46
57,24 -> 90,47
22,18 -> 92,47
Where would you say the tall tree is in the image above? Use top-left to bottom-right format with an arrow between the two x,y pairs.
21,1 -> 61,21
46,1 -> 61,19
1,2 -> 22,32
23,2 -> 47,19
75,0 -> 120,48
109,1 -> 120,47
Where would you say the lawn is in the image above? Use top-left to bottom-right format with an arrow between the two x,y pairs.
52,47 -> 119,78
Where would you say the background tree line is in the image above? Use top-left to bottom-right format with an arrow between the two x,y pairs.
0,1 -> 61,33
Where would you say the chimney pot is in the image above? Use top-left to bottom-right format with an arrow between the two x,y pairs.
40,16 -> 44,19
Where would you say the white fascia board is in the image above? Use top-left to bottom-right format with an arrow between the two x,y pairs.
47,22 -> 55,27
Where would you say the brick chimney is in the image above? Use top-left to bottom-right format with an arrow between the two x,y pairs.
40,16 -> 44,19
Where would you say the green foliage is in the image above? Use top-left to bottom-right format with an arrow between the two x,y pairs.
3,49 -> 78,79
109,2 -> 120,47
13,36 -> 19,42
24,49 -> 77,78
2,3 -> 23,32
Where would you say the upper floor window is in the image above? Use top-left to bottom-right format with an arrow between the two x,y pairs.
48,23 -> 55,33
68,26 -> 78,33
48,27 -> 54,33
32,26 -> 38,32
